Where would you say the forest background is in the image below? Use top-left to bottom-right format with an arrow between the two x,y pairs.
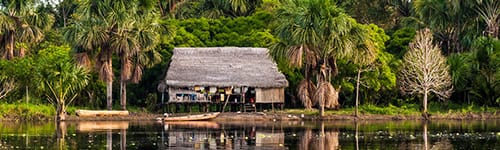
0,0 -> 498,119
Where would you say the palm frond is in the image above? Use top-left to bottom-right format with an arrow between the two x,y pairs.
131,64 -> 143,84
313,81 -> 339,109
297,79 -> 315,110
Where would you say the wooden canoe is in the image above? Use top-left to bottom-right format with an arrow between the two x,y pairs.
163,112 -> 220,121
76,110 -> 129,117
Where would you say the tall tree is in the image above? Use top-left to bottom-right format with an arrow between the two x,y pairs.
116,10 -> 161,110
0,0 -> 54,60
64,0 -> 113,110
65,0 -> 161,110
398,29 -> 453,118
54,0 -> 78,28
350,24 -> 388,117
411,0 -> 500,55
469,37 -> 500,107
273,0 -> 372,116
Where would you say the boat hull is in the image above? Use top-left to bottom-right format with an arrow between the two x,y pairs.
163,112 -> 220,121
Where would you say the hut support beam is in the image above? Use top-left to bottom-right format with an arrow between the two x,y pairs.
221,95 -> 231,113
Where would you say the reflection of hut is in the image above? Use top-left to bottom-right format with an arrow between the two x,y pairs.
159,47 -> 288,112
256,131 -> 285,148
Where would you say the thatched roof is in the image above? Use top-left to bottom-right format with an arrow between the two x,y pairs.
164,47 -> 288,88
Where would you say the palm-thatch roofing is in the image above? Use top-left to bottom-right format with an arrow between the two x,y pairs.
163,47 -> 288,88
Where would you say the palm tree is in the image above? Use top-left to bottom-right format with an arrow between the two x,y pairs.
64,0 -> 130,110
65,0 -> 161,110
273,0 -> 372,116
414,0 -> 481,54
115,11 -> 161,110
35,46 -> 89,121
198,0 -> 263,18
64,0 -> 112,109
475,0 -> 500,38
0,0 -> 54,60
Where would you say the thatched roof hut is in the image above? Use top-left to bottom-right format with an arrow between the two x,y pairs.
164,47 -> 288,88
160,47 -> 288,105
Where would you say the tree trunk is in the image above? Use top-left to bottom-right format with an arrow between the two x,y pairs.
107,59 -> 113,110
423,90 -> 428,113
57,102 -> 66,121
6,33 -> 15,60
158,0 -> 165,16
320,104 -> 325,117
330,57 -> 338,78
120,81 -> 127,110
107,80 -> 113,110
355,69 -> 361,117
26,86 -> 29,106
423,89 -> 428,119
319,61 -> 327,117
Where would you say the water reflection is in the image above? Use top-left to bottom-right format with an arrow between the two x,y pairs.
163,121 -> 286,149
423,121 -> 428,150
56,122 -> 66,150
300,122 -> 339,150
0,120 -> 498,149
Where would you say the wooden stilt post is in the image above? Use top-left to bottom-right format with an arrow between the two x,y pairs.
221,95 -> 230,113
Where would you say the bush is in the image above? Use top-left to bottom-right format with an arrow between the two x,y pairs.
0,103 -> 55,120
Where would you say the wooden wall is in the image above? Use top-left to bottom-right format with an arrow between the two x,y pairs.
255,88 -> 284,103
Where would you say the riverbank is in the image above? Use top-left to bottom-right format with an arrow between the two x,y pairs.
2,111 -> 498,122
213,111 -> 500,121
1,103 -> 498,121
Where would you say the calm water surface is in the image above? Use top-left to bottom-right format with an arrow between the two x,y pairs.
0,120 -> 498,149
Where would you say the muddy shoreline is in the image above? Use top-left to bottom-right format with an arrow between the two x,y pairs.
1,112 -> 498,121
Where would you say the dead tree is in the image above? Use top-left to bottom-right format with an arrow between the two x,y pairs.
398,29 -> 453,118
0,78 -> 15,100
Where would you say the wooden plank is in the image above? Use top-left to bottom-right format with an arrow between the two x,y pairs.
256,88 -> 285,103
76,110 -> 129,117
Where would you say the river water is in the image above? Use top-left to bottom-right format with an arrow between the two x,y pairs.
0,120 -> 498,149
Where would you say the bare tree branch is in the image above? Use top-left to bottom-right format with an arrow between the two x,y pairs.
398,28 -> 453,114
0,79 -> 15,100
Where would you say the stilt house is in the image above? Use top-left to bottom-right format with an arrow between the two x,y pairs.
159,47 -> 288,109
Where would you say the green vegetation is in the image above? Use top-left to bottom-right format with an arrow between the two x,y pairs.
281,102 -> 498,116
0,103 -> 56,120
0,0 -> 498,120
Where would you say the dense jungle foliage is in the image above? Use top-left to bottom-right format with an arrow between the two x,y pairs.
0,0 -> 498,115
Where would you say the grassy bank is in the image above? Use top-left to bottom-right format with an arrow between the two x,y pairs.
279,103 -> 499,116
0,102 -> 498,121
0,103 -> 56,121
0,103 -> 149,121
